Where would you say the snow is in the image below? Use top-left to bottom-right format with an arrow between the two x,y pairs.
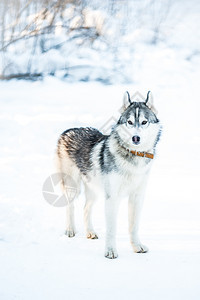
0,72 -> 200,299
1,0 -> 200,298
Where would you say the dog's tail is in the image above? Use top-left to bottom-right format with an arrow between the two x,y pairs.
55,149 -> 81,203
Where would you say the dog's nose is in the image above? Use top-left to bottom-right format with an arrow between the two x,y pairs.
132,136 -> 140,144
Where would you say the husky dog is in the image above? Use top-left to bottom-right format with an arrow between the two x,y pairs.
56,91 -> 161,259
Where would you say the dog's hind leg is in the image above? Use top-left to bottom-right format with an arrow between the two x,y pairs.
61,174 -> 78,238
65,200 -> 76,237
84,184 -> 98,239
55,153 -> 81,238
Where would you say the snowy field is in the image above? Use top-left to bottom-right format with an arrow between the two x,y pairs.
0,69 -> 200,299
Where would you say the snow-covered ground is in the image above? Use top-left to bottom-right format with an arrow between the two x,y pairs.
0,70 -> 200,299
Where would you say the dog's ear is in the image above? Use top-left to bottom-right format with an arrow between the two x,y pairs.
145,91 -> 158,115
121,91 -> 132,112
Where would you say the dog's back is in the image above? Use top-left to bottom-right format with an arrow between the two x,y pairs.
56,127 -> 105,175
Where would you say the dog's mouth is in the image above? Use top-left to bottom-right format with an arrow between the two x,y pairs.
132,135 -> 140,145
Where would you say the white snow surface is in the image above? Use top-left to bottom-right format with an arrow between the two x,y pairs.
0,73 -> 200,299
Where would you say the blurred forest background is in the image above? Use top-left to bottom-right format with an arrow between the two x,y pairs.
0,0 -> 199,83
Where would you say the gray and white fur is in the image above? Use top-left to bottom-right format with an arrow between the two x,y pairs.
56,91 -> 162,258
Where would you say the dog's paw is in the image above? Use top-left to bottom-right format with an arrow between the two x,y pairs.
87,232 -> 98,239
105,248 -> 118,259
65,230 -> 75,238
132,243 -> 149,253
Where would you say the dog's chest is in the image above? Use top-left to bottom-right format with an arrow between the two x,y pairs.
110,158 -> 151,196
117,152 -> 151,175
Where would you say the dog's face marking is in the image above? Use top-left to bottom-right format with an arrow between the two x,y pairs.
135,107 -> 139,120
116,102 -> 160,150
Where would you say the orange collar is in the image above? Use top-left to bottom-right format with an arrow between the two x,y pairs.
130,150 -> 154,159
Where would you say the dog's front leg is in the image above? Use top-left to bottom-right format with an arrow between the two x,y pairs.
104,195 -> 120,259
128,190 -> 148,253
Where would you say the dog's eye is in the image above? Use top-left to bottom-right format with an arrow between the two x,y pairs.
141,120 -> 148,125
128,120 -> 133,125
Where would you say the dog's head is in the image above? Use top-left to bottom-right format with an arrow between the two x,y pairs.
114,91 -> 161,151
